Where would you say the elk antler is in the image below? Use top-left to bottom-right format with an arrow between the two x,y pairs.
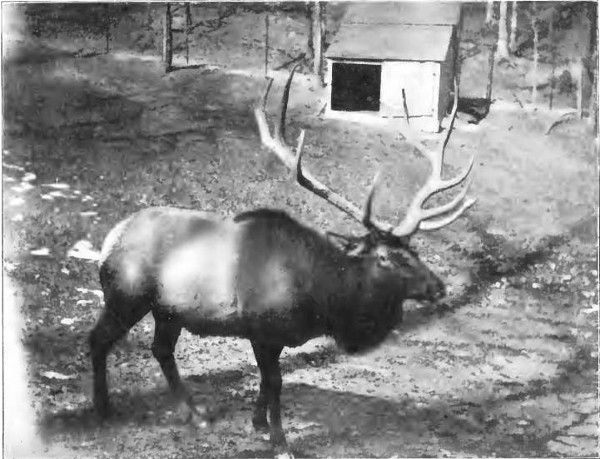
254,69 -> 475,238
254,65 -> 380,227
390,79 -> 476,237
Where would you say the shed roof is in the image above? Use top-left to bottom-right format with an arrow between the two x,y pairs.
343,2 -> 461,26
325,24 -> 453,62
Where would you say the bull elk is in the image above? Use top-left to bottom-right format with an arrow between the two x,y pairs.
89,66 -> 475,458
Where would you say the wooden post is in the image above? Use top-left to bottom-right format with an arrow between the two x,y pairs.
264,14 -> 269,76
576,58 -> 584,118
486,42 -> 497,102
310,1 -> 324,84
185,3 -> 192,64
105,4 -> 110,54
163,4 -> 173,72
531,9 -> 538,105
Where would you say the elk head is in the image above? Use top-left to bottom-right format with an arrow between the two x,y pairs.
254,65 -> 475,306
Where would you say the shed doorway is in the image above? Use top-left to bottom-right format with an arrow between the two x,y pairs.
331,62 -> 381,112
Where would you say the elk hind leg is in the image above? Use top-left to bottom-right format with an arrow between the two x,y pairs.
89,297 -> 150,417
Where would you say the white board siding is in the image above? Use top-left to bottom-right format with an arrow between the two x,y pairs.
380,61 -> 439,118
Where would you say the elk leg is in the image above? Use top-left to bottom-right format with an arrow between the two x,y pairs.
251,341 -> 270,431
89,299 -> 150,417
252,342 -> 287,454
151,316 -> 205,423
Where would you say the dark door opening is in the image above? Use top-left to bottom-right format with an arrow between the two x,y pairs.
331,62 -> 381,112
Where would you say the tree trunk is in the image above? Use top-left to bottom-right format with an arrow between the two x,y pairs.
548,9 -> 556,110
163,4 -> 173,72
509,1 -> 517,53
531,9 -> 538,105
486,0 -> 494,24
588,3 -> 598,132
591,58 -> 598,134
486,41 -> 497,101
264,14 -> 269,76
497,1 -> 509,58
575,58 -> 584,118
309,1 -> 324,84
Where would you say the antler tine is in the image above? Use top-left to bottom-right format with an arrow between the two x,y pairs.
391,79 -> 476,237
254,67 -> 373,227
275,63 -> 300,142
362,172 -> 389,230
439,78 -> 460,163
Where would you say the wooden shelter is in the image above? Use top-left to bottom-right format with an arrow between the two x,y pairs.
324,2 -> 462,132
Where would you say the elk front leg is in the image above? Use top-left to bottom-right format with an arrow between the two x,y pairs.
152,316 -> 207,426
252,342 -> 289,457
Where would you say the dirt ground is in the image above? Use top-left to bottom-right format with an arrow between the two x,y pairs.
3,4 -> 599,459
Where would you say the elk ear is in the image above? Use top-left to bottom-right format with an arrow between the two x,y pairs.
326,232 -> 352,250
346,240 -> 368,257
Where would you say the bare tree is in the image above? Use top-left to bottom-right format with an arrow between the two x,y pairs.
531,4 -> 539,105
486,0 -> 494,24
497,1 -> 509,58
587,2 -> 598,131
264,14 -> 269,76
509,1 -> 518,53
548,8 -> 556,110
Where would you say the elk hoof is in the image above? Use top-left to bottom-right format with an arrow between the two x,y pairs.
181,403 -> 216,430
93,400 -> 112,419
252,415 -> 269,433
274,449 -> 294,459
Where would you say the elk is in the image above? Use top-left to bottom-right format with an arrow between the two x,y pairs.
89,66 -> 475,458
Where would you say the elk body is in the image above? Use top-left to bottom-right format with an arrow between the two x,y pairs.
90,67 -> 475,458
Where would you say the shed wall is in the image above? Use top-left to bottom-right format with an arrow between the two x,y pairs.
380,61 -> 438,118
438,32 -> 456,123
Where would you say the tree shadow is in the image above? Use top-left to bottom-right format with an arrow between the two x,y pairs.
39,361 -> 564,458
166,63 -> 212,73
401,213 -> 595,329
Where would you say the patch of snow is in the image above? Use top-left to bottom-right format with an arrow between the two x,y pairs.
41,371 -> 77,380
11,182 -> 35,193
22,172 -> 36,182
3,163 -> 25,171
67,240 -> 100,261
9,197 -> 25,206
76,299 -> 94,306
76,287 -> 104,298
30,247 -> 50,256
41,183 -> 70,190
